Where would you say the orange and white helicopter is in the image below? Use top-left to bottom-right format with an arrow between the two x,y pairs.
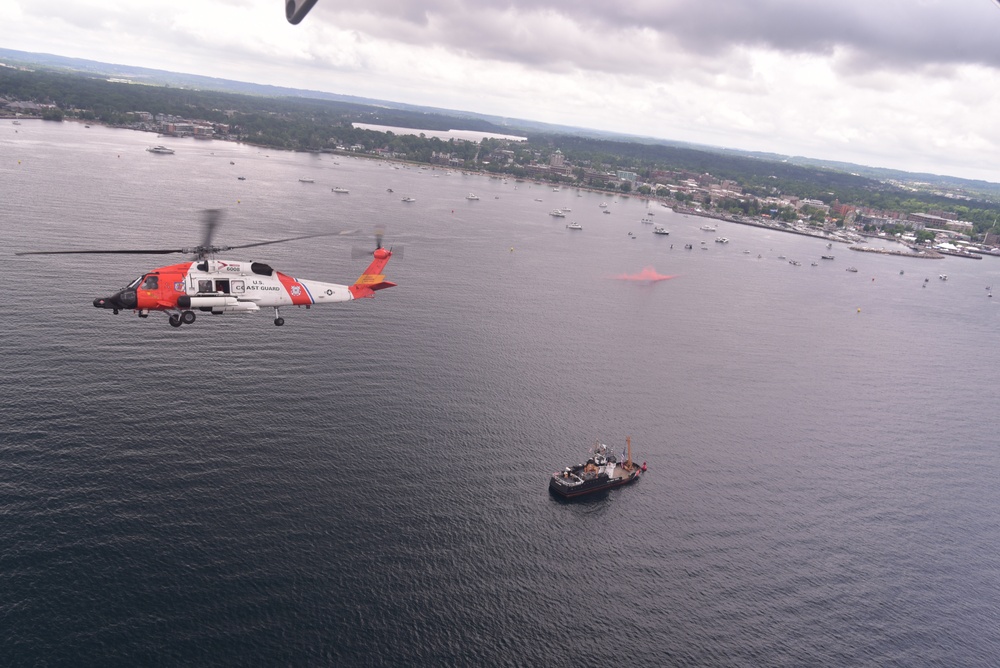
16,210 -> 395,327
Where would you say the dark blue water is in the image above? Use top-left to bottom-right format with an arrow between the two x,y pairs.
4,121 -> 1000,666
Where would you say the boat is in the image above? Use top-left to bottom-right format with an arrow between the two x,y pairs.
299,178 -> 315,183
599,202 -> 608,208
550,209 -> 567,217
332,187 -> 349,193
821,255 -> 835,260
641,218 -> 654,224
401,196 -> 416,202
12,120 -> 21,125
653,226 -> 669,235
715,237 -> 729,243
789,260 -> 801,266
466,193 -> 479,200
566,222 -> 583,230
939,274 -> 948,281
386,188 -> 393,193
237,176 -> 246,181
549,439 -> 645,499
684,244 -> 693,250
700,225 -> 717,232
846,267 -> 858,272
146,145 -> 174,154
603,210 -> 611,215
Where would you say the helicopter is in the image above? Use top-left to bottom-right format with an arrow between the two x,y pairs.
15,210 -> 395,327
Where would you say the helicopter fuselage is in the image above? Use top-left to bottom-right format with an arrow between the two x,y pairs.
94,249 -> 394,327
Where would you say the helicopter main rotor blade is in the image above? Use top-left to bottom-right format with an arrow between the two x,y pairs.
16,248 -> 184,256
201,209 -> 222,250
222,231 -> 346,251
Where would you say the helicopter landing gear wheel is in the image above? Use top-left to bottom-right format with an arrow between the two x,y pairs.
181,310 -> 196,325
168,314 -> 182,328
273,307 -> 284,326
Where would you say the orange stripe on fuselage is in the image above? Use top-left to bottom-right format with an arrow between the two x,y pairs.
275,272 -> 313,305
135,263 -> 193,311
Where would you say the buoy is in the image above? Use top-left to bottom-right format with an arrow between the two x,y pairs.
509,247 -> 514,252
857,307 -> 861,313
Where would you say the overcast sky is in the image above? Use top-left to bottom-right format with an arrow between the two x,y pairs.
4,0 -> 1000,182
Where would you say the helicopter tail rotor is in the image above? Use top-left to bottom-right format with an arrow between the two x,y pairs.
352,225 -> 403,259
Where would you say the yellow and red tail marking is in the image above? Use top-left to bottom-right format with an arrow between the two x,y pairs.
348,248 -> 396,299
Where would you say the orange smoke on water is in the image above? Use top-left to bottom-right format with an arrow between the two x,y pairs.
612,267 -> 677,282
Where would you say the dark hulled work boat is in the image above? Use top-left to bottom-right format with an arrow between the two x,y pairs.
549,438 -> 646,499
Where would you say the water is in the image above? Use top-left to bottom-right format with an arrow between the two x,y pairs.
3,121 -> 1000,666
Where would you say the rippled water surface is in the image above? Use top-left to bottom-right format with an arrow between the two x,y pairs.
3,121 -> 1000,666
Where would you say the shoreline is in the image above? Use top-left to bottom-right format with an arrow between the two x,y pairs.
31,120 -> 995,259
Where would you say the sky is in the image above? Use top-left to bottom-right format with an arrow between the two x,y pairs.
3,0 -> 1000,183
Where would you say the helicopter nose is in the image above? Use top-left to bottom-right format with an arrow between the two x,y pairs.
94,289 -> 137,310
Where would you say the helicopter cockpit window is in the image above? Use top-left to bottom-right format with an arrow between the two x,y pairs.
126,276 -> 143,289
140,275 -> 159,290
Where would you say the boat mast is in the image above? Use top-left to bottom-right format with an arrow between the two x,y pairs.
626,436 -> 632,469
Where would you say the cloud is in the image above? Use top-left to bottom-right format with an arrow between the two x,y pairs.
310,0 -> 1000,76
